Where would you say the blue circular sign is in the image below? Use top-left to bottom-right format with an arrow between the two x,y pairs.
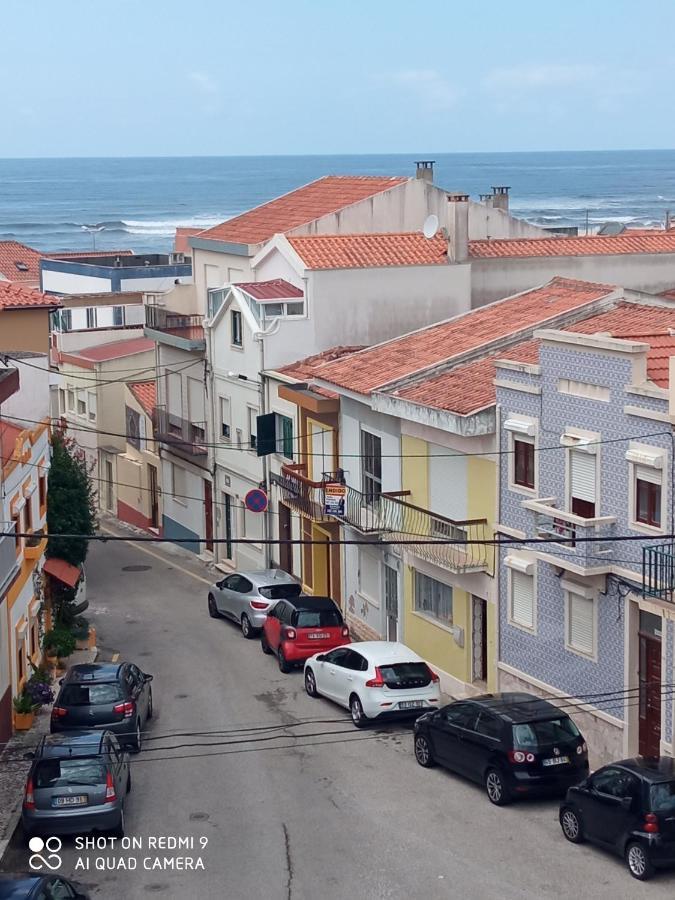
245,488 -> 268,513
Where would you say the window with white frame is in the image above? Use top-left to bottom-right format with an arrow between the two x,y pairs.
76,390 -> 86,416
231,310 -> 243,347
58,389 -> 66,415
87,391 -> 97,422
219,397 -> 231,440
360,430 -> 382,502
414,570 -> 453,624
276,414 -> 293,460
66,388 -> 75,412
86,307 -> 96,329
566,589 -> 595,657
171,463 -> 186,503
569,447 -> 597,518
504,418 -> 536,492
248,407 -> 258,450
507,561 -> 535,630
626,446 -> 665,530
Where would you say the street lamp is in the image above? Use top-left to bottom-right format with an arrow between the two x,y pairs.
81,224 -> 105,251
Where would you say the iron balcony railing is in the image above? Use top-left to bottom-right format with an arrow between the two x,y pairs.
643,544 -> 675,603
153,406 -> 207,458
522,498 -> 617,568
271,467 -> 331,522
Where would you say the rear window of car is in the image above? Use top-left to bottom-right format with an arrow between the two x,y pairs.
512,717 -> 580,749
259,584 -> 302,600
35,757 -> 106,788
651,781 -> 675,813
378,662 -> 430,685
293,608 -> 342,628
60,683 -> 124,705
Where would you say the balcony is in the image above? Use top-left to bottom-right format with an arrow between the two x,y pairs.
144,306 -> 206,351
271,466 -> 332,522
0,526 -> 20,595
153,406 -> 207,461
642,544 -> 675,603
522,497 -> 617,570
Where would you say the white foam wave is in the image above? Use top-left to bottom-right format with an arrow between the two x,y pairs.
120,216 -> 225,230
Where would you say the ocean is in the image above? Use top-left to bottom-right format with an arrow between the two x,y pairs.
2,150 -> 675,255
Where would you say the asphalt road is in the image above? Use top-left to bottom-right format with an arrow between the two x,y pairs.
3,532 -> 675,899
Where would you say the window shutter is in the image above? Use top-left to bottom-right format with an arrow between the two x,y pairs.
569,593 -> 594,654
635,464 -> 661,486
570,450 -> 596,503
511,571 -> 534,628
256,413 -> 276,457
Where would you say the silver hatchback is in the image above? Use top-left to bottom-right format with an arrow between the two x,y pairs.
208,569 -> 300,638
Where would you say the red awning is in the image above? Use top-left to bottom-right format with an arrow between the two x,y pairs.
43,557 -> 81,588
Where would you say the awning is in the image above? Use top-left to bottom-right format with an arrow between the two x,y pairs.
43,557 -> 81,588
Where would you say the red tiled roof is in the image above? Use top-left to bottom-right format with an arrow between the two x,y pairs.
315,277 -> 617,395
0,280 -> 62,310
197,176 -> 408,246
0,419 -> 23,461
0,241 -> 42,283
469,231 -> 675,259
277,346 -> 365,399
237,279 -> 303,300
65,337 -> 155,364
175,228 -> 201,254
47,249 -> 134,260
128,380 -> 156,416
287,232 -> 448,270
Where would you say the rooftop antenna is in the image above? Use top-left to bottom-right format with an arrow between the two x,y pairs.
422,214 -> 439,239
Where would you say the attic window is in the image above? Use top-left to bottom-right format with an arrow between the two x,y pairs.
14,261 -> 29,272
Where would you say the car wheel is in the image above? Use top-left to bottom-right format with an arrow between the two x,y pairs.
278,647 -> 291,673
305,668 -> 318,697
241,614 -> 255,639
111,809 -> 125,838
626,841 -> 655,881
147,688 -> 153,720
350,695 -> 367,729
208,594 -> 220,618
414,734 -> 435,768
559,806 -> 584,843
126,769 -> 131,794
485,767 -> 511,806
261,632 -> 272,655
132,719 -> 142,753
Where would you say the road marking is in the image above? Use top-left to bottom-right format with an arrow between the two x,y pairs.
100,525 -> 212,586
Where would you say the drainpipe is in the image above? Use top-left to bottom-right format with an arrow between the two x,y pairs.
255,318 -> 281,568
207,317 -> 219,564
493,403 -> 502,692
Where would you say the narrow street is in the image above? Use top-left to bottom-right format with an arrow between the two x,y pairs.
3,535 -> 674,900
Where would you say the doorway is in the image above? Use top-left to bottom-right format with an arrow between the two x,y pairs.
279,504 -> 293,575
639,610 -> 662,757
472,596 -> 488,683
148,464 -> 159,528
385,565 -> 399,641
203,480 -> 214,552
311,525 -> 330,596
222,493 -> 234,563
104,459 -> 114,512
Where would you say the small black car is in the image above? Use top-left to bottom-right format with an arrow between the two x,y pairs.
0,874 -> 88,899
51,663 -> 153,751
414,692 -> 589,805
560,757 -> 675,880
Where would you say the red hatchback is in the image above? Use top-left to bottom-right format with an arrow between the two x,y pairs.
261,596 -> 349,673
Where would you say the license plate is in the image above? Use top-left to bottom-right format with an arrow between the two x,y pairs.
308,632 -> 330,639
399,700 -> 425,710
53,794 -> 88,807
542,756 -> 570,767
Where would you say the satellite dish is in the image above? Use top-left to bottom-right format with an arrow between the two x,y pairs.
423,214 -> 439,239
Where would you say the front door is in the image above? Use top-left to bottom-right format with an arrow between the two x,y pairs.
279,504 -> 293,575
311,526 -> 330,595
639,611 -> 662,757
147,464 -> 159,528
385,565 -> 398,641
204,480 -> 214,552
105,459 -> 114,511
222,493 -> 234,563
472,596 -> 488,683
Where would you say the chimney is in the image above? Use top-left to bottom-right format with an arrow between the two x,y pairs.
415,160 -> 435,183
491,186 -> 510,212
479,193 -> 493,206
447,193 -> 469,263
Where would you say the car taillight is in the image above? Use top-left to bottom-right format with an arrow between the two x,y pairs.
113,701 -> 135,718
425,665 -> 440,684
576,742 -> 587,755
105,771 -> 117,802
23,777 -> 35,809
644,813 -> 659,834
508,749 -> 536,764
250,601 -> 268,610
51,706 -> 67,718
283,628 -> 296,640
341,626 -> 349,638
365,667 -> 386,688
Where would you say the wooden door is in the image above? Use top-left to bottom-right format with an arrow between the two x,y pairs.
203,480 -> 214,552
279,504 -> 292,575
639,633 -> 661,757
472,596 -> 488,683
148,464 -> 159,528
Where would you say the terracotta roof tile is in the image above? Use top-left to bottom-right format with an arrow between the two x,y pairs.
469,231 -> 675,259
0,241 -> 43,283
47,249 -> 134,260
316,277 -> 617,395
287,232 -> 448,269
237,279 -> 303,300
128,380 -> 157,415
0,280 -> 62,310
277,345 -> 365,399
197,176 -> 408,246
175,228 -> 201,253
66,337 -> 155,364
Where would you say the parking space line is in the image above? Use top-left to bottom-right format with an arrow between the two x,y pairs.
100,525 -> 212,586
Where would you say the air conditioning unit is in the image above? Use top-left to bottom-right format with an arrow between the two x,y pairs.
170,252 -> 185,265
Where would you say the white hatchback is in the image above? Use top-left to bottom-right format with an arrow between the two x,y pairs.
303,641 -> 441,727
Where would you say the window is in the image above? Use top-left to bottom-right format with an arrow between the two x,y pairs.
248,407 -> 258,450
514,437 -> 535,489
60,682 -> 124,705
635,466 -> 662,528
39,474 -> 47,513
510,570 -> 535,630
475,712 -> 502,740
231,310 -> 243,347
590,767 -> 638,799
12,512 -> 21,552
113,305 -> 124,326
30,618 -> 39,658
219,397 -> 231,440
293,608 -> 343,628
171,463 -> 186,503
86,307 -> 96,328
512,717 -> 580,749
566,590 -> 595,657
17,640 -> 25,682
276,414 -> 293,460
414,570 -> 453,624
361,430 -> 382,501
569,448 -> 596,518
23,498 -> 32,535
126,406 -> 141,450
88,391 -> 97,422
58,388 -> 66,414
286,302 -> 304,316
443,703 -> 478,730
66,389 -> 75,412
76,390 -> 86,416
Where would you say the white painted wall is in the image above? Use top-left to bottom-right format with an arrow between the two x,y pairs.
56,329 -> 144,355
43,270 -> 111,294
2,356 -> 50,423
429,443 -> 468,520
192,247 -> 254,315
161,458 -> 208,541
121,275 -> 192,292
468,201 -> 549,240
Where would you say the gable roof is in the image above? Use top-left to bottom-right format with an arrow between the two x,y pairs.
0,241 -> 43,283
237,279 -> 303,300
315,277 -> 617,396
128,380 -> 156,415
469,231 -> 675,259
63,337 -> 155,366
287,232 -> 448,270
0,280 -> 62,310
196,176 -> 408,246
276,345 -> 366,399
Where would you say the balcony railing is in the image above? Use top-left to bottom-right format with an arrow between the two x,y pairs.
643,544 -> 675,603
522,498 -> 617,568
271,466 -> 331,522
153,406 -> 207,458
144,306 -> 205,349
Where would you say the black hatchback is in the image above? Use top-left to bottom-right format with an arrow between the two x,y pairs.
560,757 -> 675,880
414,692 -> 589,805
51,663 -> 153,751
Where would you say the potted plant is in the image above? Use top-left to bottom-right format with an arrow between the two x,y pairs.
72,616 -> 90,651
42,627 -> 76,670
13,693 -> 34,730
25,679 -> 54,710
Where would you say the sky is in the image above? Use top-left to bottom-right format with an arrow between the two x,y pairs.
2,0 -> 675,157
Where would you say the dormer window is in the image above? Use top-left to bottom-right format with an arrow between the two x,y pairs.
14,261 -> 29,272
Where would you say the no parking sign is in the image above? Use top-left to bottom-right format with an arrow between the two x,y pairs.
245,488 -> 268,513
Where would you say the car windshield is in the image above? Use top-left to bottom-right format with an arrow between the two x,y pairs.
651,781 -> 675,813
60,683 -> 123,706
259,584 -> 301,600
378,662 -> 430,685
512,717 -> 580,749
35,757 -> 106,788
293,608 -> 342,628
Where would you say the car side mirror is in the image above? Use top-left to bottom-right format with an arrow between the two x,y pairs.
316,654 -> 326,662
23,751 -> 35,760
217,580 -> 226,589
144,674 -> 153,682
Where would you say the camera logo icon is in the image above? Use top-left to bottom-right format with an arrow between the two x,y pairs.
28,836 -> 62,871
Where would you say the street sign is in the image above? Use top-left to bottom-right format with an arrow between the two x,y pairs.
245,488 -> 268,513
323,482 -> 346,516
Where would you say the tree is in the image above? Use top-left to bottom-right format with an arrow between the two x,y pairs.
47,431 -> 97,568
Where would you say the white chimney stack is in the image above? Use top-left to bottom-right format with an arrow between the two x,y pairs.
447,193 -> 469,263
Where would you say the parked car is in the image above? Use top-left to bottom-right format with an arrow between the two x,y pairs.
22,730 -> 130,839
0,874 -> 88,899
261,595 -> 349,672
413,692 -> 589,805
50,663 -> 153,751
559,757 -> 675,880
304,641 -> 441,727
208,569 -> 300,638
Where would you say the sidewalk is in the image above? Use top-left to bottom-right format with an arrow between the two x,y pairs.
0,646 -> 97,860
